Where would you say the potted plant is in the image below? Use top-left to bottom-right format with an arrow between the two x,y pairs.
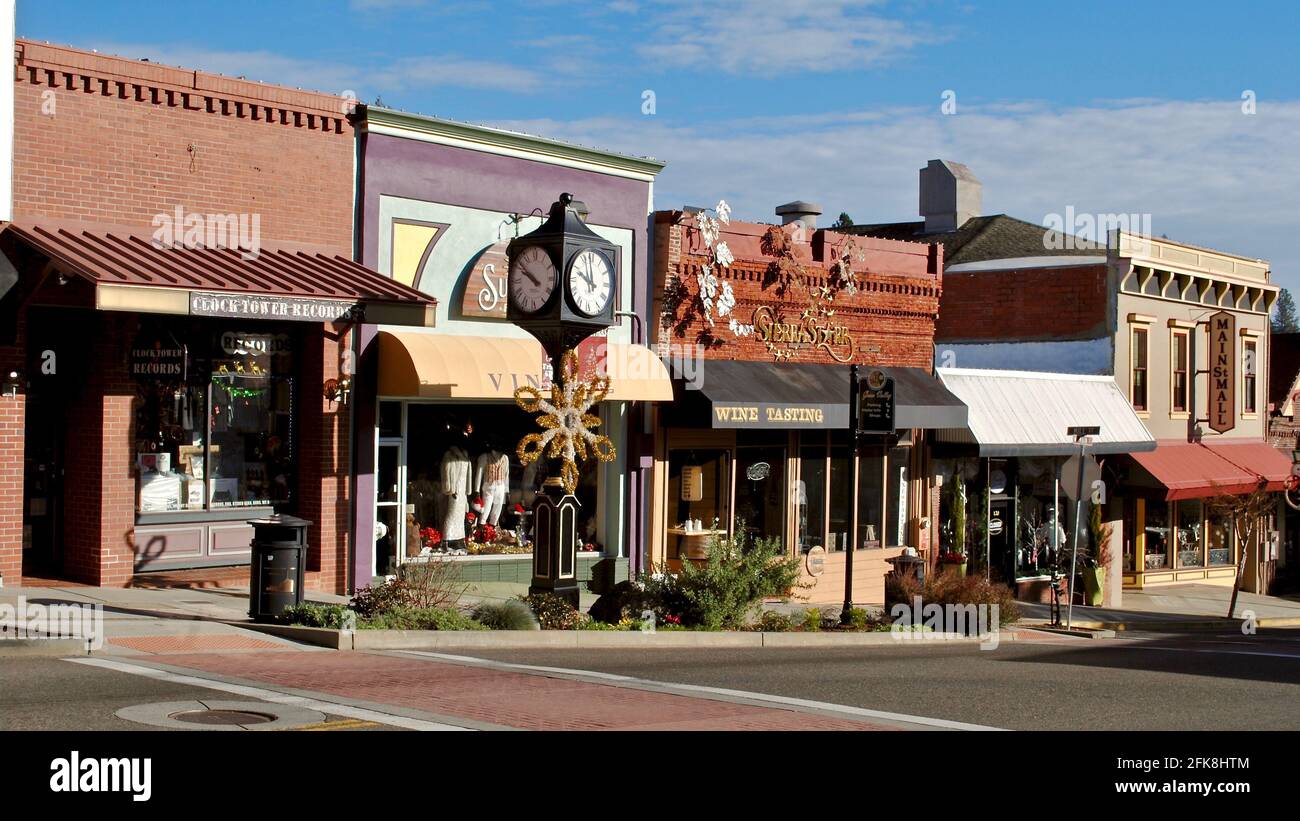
938,550 -> 968,578
1082,504 -> 1112,606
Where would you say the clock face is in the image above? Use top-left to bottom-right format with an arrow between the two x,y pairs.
509,246 -> 557,314
567,249 -> 613,317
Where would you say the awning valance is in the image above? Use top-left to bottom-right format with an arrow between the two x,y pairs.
5,221 -> 436,327
934,368 -> 1156,457
377,331 -> 673,402
1130,440 -> 1292,500
664,361 -> 967,430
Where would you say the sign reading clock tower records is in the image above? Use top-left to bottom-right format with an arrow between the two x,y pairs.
1208,310 -> 1235,434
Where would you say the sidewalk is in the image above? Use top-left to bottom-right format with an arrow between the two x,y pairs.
1017,584 -> 1300,630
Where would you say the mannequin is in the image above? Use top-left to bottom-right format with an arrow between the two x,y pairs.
440,445 -> 473,543
475,448 -> 510,527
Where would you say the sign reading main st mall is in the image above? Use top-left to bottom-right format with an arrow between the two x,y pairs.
1208,310 -> 1235,434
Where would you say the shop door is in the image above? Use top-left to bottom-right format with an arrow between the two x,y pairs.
736,446 -> 786,546
374,439 -> 405,578
988,498 -> 1013,583
21,309 -> 88,577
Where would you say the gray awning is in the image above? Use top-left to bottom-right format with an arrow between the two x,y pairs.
935,368 -> 1157,457
665,361 -> 968,431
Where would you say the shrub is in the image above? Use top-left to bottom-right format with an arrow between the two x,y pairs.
589,580 -> 654,624
521,593 -> 590,630
281,603 -> 355,630
843,607 -> 870,630
756,611 -> 795,632
350,578 -> 412,618
398,557 -> 468,610
472,599 -> 540,631
801,607 -> 823,632
669,526 -> 807,630
885,572 -> 1020,627
360,606 -> 485,631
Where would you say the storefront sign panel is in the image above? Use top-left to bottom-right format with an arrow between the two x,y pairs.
129,340 -> 187,379
1208,311 -> 1235,434
711,402 -> 847,429
460,241 -> 510,319
752,306 -> 856,363
190,292 -> 358,323
858,371 -> 895,433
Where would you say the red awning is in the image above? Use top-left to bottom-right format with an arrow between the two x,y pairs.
1131,440 -> 1291,500
4,220 -> 436,327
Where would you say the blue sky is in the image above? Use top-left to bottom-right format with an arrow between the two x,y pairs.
19,0 -> 1300,290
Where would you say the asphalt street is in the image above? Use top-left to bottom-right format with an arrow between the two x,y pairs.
0,629 -> 1296,731
463,630 -> 1300,731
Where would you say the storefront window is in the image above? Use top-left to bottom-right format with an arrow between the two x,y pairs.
667,448 -> 730,559
134,323 -> 297,515
1208,512 -> 1233,566
402,404 -> 562,563
827,431 -> 853,552
797,437 -> 826,553
1175,499 -> 1204,568
735,435 -> 785,548
886,445 -> 910,547
1144,498 -> 1171,569
857,447 -> 884,549
1014,459 -> 1064,577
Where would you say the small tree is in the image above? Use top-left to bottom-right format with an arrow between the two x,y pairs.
946,478 -> 967,556
1205,480 -> 1276,618
831,212 -> 854,230
1272,288 -> 1299,334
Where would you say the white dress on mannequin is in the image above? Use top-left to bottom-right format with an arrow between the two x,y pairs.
441,446 -> 472,542
475,450 -> 510,526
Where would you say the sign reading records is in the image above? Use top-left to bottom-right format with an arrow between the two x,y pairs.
191,292 -> 358,323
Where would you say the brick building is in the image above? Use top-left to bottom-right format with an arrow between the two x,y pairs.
0,40 -> 433,590
647,202 -> 967,603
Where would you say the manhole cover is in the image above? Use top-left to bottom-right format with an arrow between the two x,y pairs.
168,709 -> 276,726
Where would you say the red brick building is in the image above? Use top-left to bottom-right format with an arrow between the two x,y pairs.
647,203 -> 966,603
0,40 -> 432,590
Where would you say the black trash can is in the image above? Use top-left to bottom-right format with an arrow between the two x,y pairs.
248,514 -> 312,622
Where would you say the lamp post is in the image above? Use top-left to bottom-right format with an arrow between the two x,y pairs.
1065,425 -> 1100,630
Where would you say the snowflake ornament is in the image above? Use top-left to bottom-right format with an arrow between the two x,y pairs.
514,349 -> 617,495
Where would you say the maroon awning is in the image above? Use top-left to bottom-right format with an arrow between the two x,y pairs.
4,220 -> 436,327
1130,439 -> 1291,500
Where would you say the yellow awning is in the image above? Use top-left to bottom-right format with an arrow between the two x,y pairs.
377,331 -> 674,401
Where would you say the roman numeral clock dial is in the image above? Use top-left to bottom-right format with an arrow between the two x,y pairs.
508,246 -> 557,314
568,249 -> 612,316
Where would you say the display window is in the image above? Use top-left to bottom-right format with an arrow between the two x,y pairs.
132,320 -> 297,517
375,402 -> 600,575
1143,498 -> 1171,569
1208,512 -> 1234,566
667,448 -> 730,560
886,445 -> 911,548
1175,499 -> 1204,568
735,431 -> 786,546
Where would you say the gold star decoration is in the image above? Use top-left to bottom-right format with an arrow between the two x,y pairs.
514,349 -> 617,495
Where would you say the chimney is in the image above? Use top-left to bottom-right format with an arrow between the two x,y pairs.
775,200 -> 822,229
919,160 -> 980,233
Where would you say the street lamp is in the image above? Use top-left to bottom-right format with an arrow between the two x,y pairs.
1066,425 -> 1100,630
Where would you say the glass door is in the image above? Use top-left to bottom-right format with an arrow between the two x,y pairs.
375,435 -> 406,578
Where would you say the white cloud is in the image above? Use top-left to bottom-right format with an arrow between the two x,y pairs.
86,42 -> 540,97
635,0 -> 943,75
493,98 -> 1300,290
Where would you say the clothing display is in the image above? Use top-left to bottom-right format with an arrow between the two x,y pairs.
440,446 -> 473,542
475,450 -> 510,526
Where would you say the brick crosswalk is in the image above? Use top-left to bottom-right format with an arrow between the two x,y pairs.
157,651 -> 895,731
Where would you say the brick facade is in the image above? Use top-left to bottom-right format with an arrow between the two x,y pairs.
936,263 -> 1109,344
3,40 -> 358,590
653,212 -> 942,369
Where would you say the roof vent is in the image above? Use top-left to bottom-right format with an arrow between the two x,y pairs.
775,201 -> 822,229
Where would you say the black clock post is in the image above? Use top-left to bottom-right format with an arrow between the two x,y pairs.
507,193 -> 619,607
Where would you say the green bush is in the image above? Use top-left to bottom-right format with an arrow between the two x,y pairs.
472,599 -> 540,631
755,610 -> 795,632
281,603 -> 355,630
360,606 -> 486,631
885,572 -> 1020,628
670,527 -> 806,630
843,607 -> 870,630
521,593 -> 590,630
801,607 -> 823,632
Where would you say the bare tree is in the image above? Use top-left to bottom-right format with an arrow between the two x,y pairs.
1205,479 -> 1276,619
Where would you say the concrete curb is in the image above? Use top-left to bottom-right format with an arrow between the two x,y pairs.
240,624 -> 1035,650
0,638 -> 90,657
1020,616 -> 1300,632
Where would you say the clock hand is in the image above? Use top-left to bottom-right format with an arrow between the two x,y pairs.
522,268 -> 540,286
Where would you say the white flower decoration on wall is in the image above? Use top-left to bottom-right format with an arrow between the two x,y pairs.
690,199 -> 752,338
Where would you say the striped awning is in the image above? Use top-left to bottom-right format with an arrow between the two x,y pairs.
4,220 -> 436,326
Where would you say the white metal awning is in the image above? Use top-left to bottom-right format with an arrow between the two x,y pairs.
935,367 -> 1156,457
